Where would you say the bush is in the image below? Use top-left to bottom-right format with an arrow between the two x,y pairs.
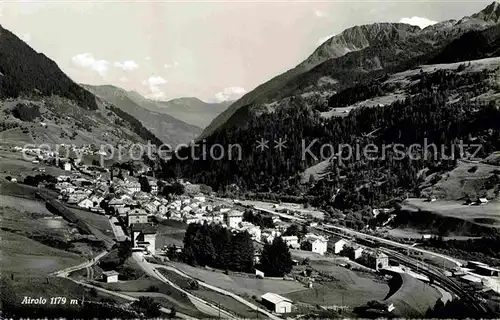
11,103 -> 41,122
131,297 -> 161,317
147,285 -> 159,292
188,279 -> 199,290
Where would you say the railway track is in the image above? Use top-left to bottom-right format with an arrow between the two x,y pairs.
380,248 -> 488,314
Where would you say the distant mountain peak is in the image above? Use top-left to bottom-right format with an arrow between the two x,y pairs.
300,22 -> 420,71
472,1 -> 500,23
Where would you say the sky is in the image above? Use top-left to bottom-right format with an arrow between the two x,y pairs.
0,0 -> 493,103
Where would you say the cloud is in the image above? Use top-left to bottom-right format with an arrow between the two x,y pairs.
144,56 -> 152,61
119,76 -> 129,82
113,60 -> 139,71
399,16 -> 437,29
314,9 -> 328,18
142,75 -> 167,100
71,53 -> 109,76
214,86 -> 246,103
317,33 -> 336,46
164,61 -> 179,68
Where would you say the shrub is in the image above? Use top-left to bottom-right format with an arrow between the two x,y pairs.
11,103 -> 41,122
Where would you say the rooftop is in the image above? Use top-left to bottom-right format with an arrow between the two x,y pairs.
131,223 -> 156,234
261,292 -> 292,305
103,270 -> 119,277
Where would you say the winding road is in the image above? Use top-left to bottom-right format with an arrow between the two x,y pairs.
131,252 -> 239,319
148,261 -> 282,320
51,251 -> 196,319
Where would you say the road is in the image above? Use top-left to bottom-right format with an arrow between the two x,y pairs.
63,276 -> 195,319
318,224 -> 463,268
132,252 -> 238,319
151,263 -> 282,320
51,251 -> 108,277
51,251 -> 195,319
108,216 -> 128,242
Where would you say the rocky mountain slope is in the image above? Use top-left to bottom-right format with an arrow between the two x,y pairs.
200,2 -> 500,139
83,85 -> 202,146
0,25 -> 162,148
166,3 -> 500,222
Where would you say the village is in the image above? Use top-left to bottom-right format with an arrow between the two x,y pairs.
4,144 -> 500,318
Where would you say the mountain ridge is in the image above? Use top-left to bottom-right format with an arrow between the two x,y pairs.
82,84 -> 203,146
0,25 -> 163,147
199,2 -> 500,140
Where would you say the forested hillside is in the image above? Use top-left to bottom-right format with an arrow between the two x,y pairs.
200,3 -> 500,139
0,25 -> 97,110
163,61 -> 500,221
0,26 -> 163,147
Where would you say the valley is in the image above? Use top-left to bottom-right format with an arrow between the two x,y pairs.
1,1 -> 500,319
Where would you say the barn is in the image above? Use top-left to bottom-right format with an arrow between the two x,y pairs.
261,292 -> 292,314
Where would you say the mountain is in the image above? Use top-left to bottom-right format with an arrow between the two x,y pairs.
430,23 -> 500,64
0,25 -> 162,147
472,1 -> 500,24
200,23 -> 421,139
155,97 -> 232,129
200,3 -> 500,140
164,3 -> 500,226
82,85 -> 202,146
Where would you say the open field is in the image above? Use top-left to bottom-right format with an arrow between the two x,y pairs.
67,206 -> 114,240
165,261 -> 307,297
239,199 -> 325,220
193,288 -> 260,319
0,149 -> 69,181
155,220 -> 187,249
286,260 -> 389,309
384,228 -> 482,241
0,272 -> 136,318
0,194 -> 51,215
159,268 -> 262,319
0,231 -> 83,275
420,160 -> 500,201
403,198 -> 500,228
385,273 -> 441,318
92,277 -> 209,318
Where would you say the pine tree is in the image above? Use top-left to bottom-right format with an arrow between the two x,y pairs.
260,237 -> 293,277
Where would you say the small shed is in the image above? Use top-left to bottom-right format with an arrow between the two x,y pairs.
261,292 -> 292,314
102,270 -> 119,283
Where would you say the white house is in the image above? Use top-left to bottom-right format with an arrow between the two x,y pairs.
282,236 -> 300,249
478,198 -> 489,204
117,206 -> 130,218
240,223 -> 261,240
63,162 -> 72,171
149,181 -> 158,194
329,237 -> 348,254
78,198 -> 94,209
102,270 -> 119,283
183,215 -> 199,225
262,230 -> 282,243
353,246 -> 364,260
127,181 -> 141,194
193,195 -> 206,203
127,208 -> 148,226
131,223 -> 156,253
261,293 -> 292,314
224,210 -> 243,229
304,234 -> 328,255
